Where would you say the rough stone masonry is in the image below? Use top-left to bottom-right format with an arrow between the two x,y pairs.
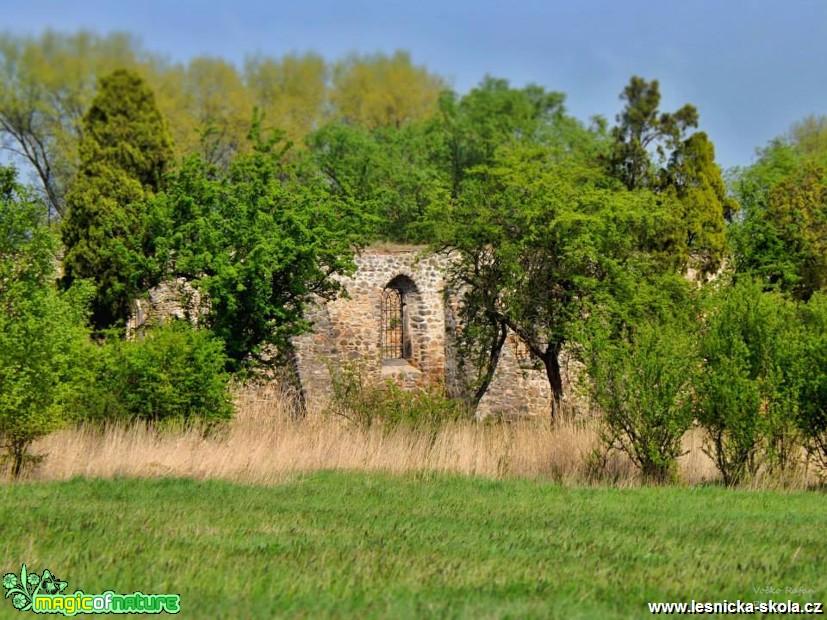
132,245 -> 584,418
291,245 -> 567,418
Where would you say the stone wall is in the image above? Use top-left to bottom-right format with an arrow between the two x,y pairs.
131,246 -> 576,418
292,246 -> 567,418
292,246 -> 450,407
127,277 -> 203,336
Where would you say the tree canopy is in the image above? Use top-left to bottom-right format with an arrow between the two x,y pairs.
156,119 -> 367,369
0,166 -> 91,477
731,118 -> 827,300
61,68 -> 173,330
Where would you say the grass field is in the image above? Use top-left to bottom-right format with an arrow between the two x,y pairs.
0,472 -> 824,619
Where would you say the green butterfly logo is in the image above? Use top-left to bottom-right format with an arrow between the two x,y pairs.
3,565 -> 68,611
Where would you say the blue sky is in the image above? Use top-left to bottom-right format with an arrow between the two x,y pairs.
5,0 -> 827,169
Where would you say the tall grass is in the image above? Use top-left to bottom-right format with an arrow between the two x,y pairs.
14,383 -> 740,487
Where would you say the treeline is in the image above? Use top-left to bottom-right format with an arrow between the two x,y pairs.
0,31 -> 444,216
0,30 -> 825,486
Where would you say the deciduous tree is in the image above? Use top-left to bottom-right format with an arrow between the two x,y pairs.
157,117 -> 367,369
0,166 -> 92,477
0,30 -> 143,215
436,142 -> 683,420
331,51 -> 445,130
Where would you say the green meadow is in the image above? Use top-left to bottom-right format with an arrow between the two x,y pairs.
0,472 -> 824,619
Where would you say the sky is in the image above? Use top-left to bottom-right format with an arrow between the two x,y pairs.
4,0 -> 827,170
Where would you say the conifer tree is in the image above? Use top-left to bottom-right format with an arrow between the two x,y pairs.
61,68 -> 173,330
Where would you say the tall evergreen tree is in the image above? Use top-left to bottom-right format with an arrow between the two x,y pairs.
61,68 -> 173,330
606,77 -> 731,276
606,76 -> 698,192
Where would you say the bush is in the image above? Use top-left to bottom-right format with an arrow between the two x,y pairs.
796,293 -> 827,473
695,279 -> 802,485
584,319 -> 697,483
0,166 -> 95,477
330,362 -> 467,433
0,284 -> 93,477
83,322 -> 234,425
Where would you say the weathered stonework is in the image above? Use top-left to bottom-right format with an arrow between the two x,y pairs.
132,246 -> 582,418
128,277 -> 203,336
292,246 -> 563,418
292,246 -> 451,408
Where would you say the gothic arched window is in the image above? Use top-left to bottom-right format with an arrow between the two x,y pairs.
380,275 -> 417,360
381,286 -> 405,359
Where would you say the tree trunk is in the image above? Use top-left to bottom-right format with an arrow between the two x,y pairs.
471,318 -> 508,410
542,346 -> 564,423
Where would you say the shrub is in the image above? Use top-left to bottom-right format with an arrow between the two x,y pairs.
83,322 -> 234,425
695,279 -> 802,485
796,292 -> 827,473
584,319 -> 697,483
330,362 -> 467,433
0,166 -> 94,477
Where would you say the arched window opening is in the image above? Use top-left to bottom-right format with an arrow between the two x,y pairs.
380,275 -> 418,361
381,287 -> 405,359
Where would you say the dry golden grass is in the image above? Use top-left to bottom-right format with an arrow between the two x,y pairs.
14,385 -> 698,486
18,384 -> 819,488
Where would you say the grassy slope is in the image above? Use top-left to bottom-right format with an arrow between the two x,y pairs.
0,472 -> 824,619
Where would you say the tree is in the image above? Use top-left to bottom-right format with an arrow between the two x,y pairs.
0,167 -> 91,477
330,51 -> 445,130
61,69 -> 173,330
435,142 -> 683,420
788,114 -> 827,162
307,120 -> 446,242
428,77 -> 572,198
245,52 -> 328,145
0,30 -> 143,216
157,118 -> 367,369
659,132 -> 737,274
796,293 -> 827,473
168,57 -> 254,168
733,159 -> 827,300
606,76 -> 698,191
606,77 -> 732,275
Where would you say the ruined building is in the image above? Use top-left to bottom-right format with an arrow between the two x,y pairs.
133,246 -> 583,418
291,246 -> 578,418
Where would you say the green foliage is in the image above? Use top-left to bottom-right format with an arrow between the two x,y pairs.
733,162 -> 827,300
330,362 -> 466,432
0,30 -> 144,215
731,117 -> 827,300
61,68 -> 173,331
660,132 -> 736,274
158,118 -> 366,369
606,76 -> 699,191
788,114 -> 827,163
307,121 -> 442,242
0,167 -> 92,477
429,77 -> 574,198
330,50 -> 445,130
585,319 -> 698,483
605,78 -> 730,275
436,139 -> 684,419
82,322 -> 234,425
695,279 -> 802,485
796,293 -> 827,471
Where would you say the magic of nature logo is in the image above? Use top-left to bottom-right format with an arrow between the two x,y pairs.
3,565 -> 180,615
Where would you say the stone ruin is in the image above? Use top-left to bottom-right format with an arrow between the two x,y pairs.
132,245 -> 584,418
292,245 -> 583,418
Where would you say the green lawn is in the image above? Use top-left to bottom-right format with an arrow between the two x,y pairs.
0,472 -> 824,618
